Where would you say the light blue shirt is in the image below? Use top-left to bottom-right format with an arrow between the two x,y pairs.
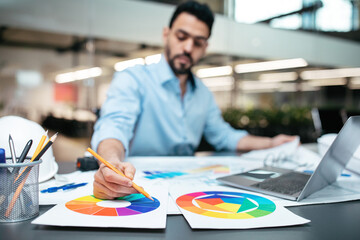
91,55 -> 248,156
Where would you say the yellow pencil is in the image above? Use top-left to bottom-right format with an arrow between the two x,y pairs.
87,148 -> 154,201
7,130 -> 52,217
31,130 -> 48,162
13,130 -> 48,183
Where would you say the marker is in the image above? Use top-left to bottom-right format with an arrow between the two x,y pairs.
18,140 -> 33,163
0,148 -> 5,163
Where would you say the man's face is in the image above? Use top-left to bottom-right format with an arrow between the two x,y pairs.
163,12 -> 209,76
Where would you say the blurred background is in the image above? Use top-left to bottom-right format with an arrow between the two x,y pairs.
0,0 -> 360,161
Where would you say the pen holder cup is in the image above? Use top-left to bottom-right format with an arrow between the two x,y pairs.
0,158 -> 42,222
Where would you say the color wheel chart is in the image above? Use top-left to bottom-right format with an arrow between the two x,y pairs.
65,194 -> 160,216
176,191 -> 276,219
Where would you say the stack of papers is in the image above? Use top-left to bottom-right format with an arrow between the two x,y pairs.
33,140 -> 360,229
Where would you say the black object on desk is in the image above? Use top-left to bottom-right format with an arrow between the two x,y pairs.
76,156 -> 99,171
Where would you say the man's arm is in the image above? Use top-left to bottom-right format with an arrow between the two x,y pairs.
93,139 -> 138,199
236,134 -> 297,151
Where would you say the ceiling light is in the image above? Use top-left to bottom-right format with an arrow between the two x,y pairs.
239,81 -> 280,91
114,58 -> 145,71
301,68 -> 360,80
259,72 -> 298,82
55,67 -> 102,84
351,77 -> 360,85
201,76 -> 234,87
278,83 -> 298,92
16,70 -> 43,87
196,66 -> 233,78
307,78 -> 347,87
349,77 -> 360,89
234,58 -> 307,73
299,82 -> 321,91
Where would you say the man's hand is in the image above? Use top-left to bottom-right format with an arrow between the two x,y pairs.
270,134 -> 298,148
93,138 -> 138,199
93,161 -> 138,199
237,134 -> 298,151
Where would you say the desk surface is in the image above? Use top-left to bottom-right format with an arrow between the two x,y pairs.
1,201 -> 360,240
2,157 -> 360,240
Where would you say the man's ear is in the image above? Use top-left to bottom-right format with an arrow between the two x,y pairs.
162,27 -> 170,43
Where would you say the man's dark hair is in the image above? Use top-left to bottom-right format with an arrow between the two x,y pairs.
169,1 -> 214,37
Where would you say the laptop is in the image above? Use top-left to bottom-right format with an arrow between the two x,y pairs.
217,116 -> 360,201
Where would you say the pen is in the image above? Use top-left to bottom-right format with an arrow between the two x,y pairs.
87,148 -> 154,201
18,140 -> 33,163
40,182 -> 88,193
8,135 -> 17,164
63,182 -> 88,191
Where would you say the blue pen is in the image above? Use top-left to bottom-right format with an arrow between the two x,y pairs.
41,183 -> 76,193
41,182 -> 88,193
63,182 -> 88,191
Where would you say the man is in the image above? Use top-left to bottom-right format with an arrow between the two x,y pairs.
91,1 -> 296,199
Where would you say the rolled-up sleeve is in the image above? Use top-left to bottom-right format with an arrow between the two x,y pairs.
203,92 -> 248,151
91,71 -> 142,154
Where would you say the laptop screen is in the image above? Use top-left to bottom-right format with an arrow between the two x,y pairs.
298,116 -> 360,200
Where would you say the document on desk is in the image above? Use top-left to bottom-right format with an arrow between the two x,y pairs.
128,156 -> 263,215
241,136 -> 300,161
128,156 -> 262,181
170,185 -> 310,229
32,185 -> 168,229
39,170 -> 95,205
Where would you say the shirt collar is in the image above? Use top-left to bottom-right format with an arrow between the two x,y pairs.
155,54 -> 197,91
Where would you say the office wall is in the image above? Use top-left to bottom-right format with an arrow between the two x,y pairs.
0,0 -> 359,67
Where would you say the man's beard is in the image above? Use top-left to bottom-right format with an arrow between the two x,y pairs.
166,48 -> 193,75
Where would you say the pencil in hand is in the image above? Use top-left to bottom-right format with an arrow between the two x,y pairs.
87,148 -> 154,201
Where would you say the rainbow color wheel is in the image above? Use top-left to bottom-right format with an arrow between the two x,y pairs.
65,194 -> 160,216
176,191 -> 276,219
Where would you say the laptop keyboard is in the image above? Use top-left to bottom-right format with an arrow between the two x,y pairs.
252,172 -> 311,195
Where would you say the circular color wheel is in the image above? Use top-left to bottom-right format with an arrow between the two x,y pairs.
65,194 -> 160,216
176,191 -> 276,219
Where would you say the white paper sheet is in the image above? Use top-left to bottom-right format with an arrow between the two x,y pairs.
128,156 -> 263,182
39,145 -> 360,217
170,185 -> 310,229
32,185 -> 168,229
39,171 -> 95,205
241,136 -> 300,161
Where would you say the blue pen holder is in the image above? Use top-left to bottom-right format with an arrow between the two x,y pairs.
0,158 -> 42,222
